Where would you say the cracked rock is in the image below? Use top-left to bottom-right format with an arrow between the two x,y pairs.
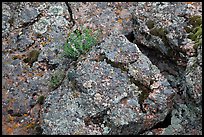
42,32 -> 176,135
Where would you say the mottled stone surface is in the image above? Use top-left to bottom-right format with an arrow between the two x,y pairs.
2,2 -> 202,135
42,31 -> 176,135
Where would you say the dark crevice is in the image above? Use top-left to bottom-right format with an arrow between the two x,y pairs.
65,2 -> 75,27
21,13 -> 43,29
129,76 -> 152,113
138,111 -> 172,134
10,12 -> 43,33
91,52 -> 129,72
150,111 -> 172,129
125,31 -> 135,42
38,59 -> 59,70
106,59 -> 129,73
124,31 -> 186,73
124,32 -> 187,90
84,108 -> 111,126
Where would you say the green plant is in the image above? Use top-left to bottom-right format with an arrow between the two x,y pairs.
64,27 -> 100,59
37,96 -> 45,105
189,24 -> 202,49
185,15 -> 202,50
49,69 -> 65,90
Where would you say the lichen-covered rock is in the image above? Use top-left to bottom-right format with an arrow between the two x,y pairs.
100,31 -> 140,63
132,2 -> 193,65
48,5 -> 64,16
33,17 -> 50,34
2,3 -> 12,36
184,44 -> 202,109
42,32 -> 176,135
38,42 -> 63,65
32,3 -> 71,35
20,7 -> 39,23
2,2 -> 202,135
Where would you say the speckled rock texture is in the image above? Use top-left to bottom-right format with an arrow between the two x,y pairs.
42,31 -> 176,135
130,2 -> 202,135
2,2 -> 202,135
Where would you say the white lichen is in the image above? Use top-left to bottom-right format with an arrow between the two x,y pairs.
53,16 -> 70,27
33,17 -> 50,34
48,6 -> 64,16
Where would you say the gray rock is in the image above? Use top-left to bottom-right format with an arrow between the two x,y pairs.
15,34 -> 35,52
42,32 -> 175,135
184,44 -> 202,108
38,42 -> 64,67
132,2 -> 189,61
20,7 -> 39,23
100,31 -> 140,63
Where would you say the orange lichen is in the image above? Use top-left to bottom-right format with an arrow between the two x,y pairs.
27,73 -> 33,77
23,114 -> 29,117
26,122 -> 36,129
35,72 -> 44,77
117,18 -> 123,24
17,76 -> 27,82
185,2 -> 193,4
6,127 -> 13,135
13,123 -> 20,129
115,9 -> 121,15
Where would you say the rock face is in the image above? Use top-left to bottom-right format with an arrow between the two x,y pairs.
130,2 -> 202,135
184,44 -> 202,107
42,2 -> 202,135
2,2 -> 202,135
42,31 -> 176,135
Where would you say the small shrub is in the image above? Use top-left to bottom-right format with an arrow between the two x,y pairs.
64,27 -> 100,59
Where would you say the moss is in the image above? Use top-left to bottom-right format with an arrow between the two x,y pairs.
167,48 -> 178,57
184,26 -> 192,33
26,122 -> 36,129
106,59 -> 128,72
12,55 -> 18,60
150,27 -> 167,38
138,90 -> 149,105
37,96 -> 45,105
149,27 -> 170,50
72,91 -> 80,98
23,50 -> 40,67
129,76 -> 150,105
8,17 -> 14,26
36,33 -> 43,38
185,15 -> 202,51
188,25 -> 202,50
189,15 -> 202,28
146,20 -> 155,29
49,69 -> 65,90
193,38 -> 202,50
189,25 -> 202,41
26,122 -> 43,135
